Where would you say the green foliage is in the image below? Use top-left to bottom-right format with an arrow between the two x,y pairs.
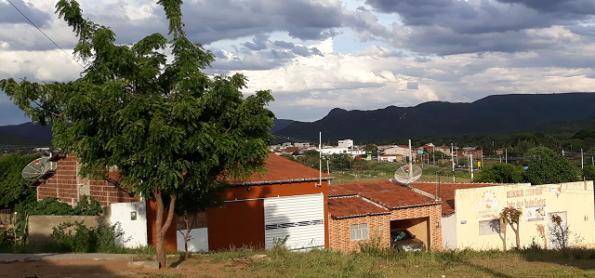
524,147 -> 578,185
0,154 -> 37,208
50,221 -> 124,252
18,197 -> 103,217
0,228 -> 15,249
476,164 -> 524,183
583,165 -> 595,181
13,197 -> 103,241
1,0 -> 274,201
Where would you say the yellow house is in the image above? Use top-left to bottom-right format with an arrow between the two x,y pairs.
415,181 -> 595,250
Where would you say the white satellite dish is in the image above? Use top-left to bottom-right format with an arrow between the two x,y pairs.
22,156 -> 57,182
393,164 -> 422,185
393,138 -> 422,186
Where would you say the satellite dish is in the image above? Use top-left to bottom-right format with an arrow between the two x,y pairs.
22,156 -> 57,182
393,164 -> 422,185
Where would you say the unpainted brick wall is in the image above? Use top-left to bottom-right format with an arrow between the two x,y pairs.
37,155 -> 136,207
328,204 -> 442,252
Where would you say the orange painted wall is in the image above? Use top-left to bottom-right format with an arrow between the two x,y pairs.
146,199 -> 177,252
207,200 -> 265,250
152,181 -> 329,251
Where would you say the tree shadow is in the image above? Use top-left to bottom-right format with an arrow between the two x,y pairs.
517,248 -> 595,270
1,258 -> 132,278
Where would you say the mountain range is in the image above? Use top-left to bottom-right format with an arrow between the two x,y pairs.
1,93 -> 595,146
274,93 -> 595,142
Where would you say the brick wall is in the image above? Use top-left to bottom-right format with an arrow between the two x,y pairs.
328,204 -> 442,252
37,155 -> 136,207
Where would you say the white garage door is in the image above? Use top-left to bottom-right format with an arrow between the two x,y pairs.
264,193 -> 325,250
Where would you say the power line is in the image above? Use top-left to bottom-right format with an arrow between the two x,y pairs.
7,0 -> 85,69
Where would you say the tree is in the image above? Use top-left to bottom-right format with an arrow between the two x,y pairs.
1,0 -> 273,268
500,207 -> 522,249
175,186 -> 220,260
476,164 -> 524,184
550,214 -> 569,249
0,154 -> 36,208
524,147 -> 578,185
583,165 -> 595,182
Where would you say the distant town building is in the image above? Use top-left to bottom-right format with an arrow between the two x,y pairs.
293,142 -> 311,148
338,139 -> 354,149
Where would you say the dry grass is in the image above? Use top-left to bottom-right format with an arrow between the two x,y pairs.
170,248 -> 595,278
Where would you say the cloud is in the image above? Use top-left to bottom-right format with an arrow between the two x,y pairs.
366,0 -> 595,55
210,36 -> 323,71
0,0 -> 50,26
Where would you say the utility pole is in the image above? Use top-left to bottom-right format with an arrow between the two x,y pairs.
318,131 -> 322,186
505,148 -> 508,164
581,148 -> 585,170
469,154 -> 474,181
408,139 -> 413,181
432,145 -> 435,165
592,155 -> 594,167
326,159 -> 330,185
451,143 -> 455,182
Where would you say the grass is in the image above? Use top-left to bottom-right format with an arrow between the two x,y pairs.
330,160 -> 473,184
175,248 -> 595,278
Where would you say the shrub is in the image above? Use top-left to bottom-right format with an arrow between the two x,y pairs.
14,196 -> 104,242
51,221 -> 124,253
0,228 -> 15,249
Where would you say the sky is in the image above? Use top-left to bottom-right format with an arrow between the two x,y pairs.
1,0 -> 595,125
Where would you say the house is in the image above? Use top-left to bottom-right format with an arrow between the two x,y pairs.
34,153 -> 331,252
413,181 -> 595,250
320,147 -> 349,155
379,145 -> 414,162
327,181 -> 442,252
162,153 -> 331,252
338,139 -> 354,149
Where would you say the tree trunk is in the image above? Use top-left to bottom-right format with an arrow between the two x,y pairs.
512,224 -> 520,249
500,219 -> 507,251
154,190 -> 177,269
183,214 -> 191,260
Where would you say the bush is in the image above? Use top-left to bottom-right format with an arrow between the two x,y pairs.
51,221 -> 124,253
583,165 -> 595,181
14,196 -> 104,243
476,164 -> 524,183
0,228 -> 15,249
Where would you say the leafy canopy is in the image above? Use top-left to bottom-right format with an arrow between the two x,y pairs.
524,146 -> 578,185
0,0 -> 274,197
0,154 -> 37,208
476,164 -> 524,184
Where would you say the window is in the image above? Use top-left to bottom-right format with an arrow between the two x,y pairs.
479,219 -> 500,235
350,223 -> 369,241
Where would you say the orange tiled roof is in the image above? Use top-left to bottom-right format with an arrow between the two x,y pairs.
329,181 -> 439,210
412,182 -> 495,216
328,196 -> 390,219
226,153 -> 330,185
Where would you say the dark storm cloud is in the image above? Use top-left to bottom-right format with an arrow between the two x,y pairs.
497,0 -> 595,15
0,0 -> 50,26
366,0 -> 595,55
181,0 -> 343,44
210,36 -> 322,71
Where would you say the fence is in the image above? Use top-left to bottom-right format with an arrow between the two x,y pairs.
0,209 -> 15,229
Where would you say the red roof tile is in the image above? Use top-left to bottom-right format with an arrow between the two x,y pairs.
226,154 -> 330,185
329,181 -> 438,210
328,196 -> 390,219
412,183 -> 495,215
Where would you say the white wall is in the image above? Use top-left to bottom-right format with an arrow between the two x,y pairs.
441,214 -> 457,250
177,228 -> 209,252
453,181 -> 595,250
109,202 -> 148,248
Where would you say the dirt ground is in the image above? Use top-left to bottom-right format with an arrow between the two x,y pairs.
0,257 -> 244,278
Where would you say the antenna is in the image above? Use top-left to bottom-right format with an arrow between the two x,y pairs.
22,156 -> 57,183
318,131 -> 322,186
393,139 -> 422,186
